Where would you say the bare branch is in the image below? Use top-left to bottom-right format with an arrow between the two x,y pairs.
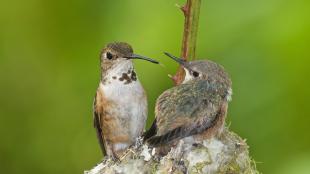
173,0 -> 201,85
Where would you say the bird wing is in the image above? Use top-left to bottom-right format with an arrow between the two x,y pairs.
93,91 -> 107,156
147,80 -> 228,146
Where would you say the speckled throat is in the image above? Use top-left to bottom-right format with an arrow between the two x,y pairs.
100,60 -> 138,85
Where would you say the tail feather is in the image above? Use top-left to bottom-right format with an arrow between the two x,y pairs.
147,112 -> 220,146
146,126 -> 184,146
143,121 -> 157,142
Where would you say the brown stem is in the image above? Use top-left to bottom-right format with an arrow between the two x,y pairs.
172,0 -> 201,85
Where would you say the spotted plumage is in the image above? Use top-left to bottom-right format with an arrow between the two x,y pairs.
93,42 -> 158,159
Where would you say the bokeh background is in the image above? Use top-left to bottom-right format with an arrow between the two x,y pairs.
0,0 -> 309,173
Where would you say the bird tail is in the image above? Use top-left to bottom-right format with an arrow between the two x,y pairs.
146,112 -> 221,146
143,121 -> 157,142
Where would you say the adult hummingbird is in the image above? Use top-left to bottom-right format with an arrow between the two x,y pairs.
93,42 -> 159,159
144,52 -> 232,148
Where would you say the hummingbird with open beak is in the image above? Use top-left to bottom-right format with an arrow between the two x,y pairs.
93,42 -> 159,159
144,52 -> 232,150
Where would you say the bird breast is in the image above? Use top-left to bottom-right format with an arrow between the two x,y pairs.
99,81 -> 147,140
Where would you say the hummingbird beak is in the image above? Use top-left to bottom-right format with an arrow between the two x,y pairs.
163,52 -> 192,70
125,54 -> 159,64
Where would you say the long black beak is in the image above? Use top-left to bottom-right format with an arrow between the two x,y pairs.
163,52 -> 191,70
125,54 -> 159,64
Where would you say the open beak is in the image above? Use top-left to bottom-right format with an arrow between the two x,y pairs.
163,52 -> 191,70
125,54 -> 159,64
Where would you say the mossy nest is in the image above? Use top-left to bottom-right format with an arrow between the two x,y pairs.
85,128 -> 259,174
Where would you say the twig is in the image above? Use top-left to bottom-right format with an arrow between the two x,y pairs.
172,0 -> 201,85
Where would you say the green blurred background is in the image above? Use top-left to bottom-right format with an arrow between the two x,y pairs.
0,0 -> 309,173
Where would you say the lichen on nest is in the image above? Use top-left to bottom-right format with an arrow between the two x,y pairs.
85,128 -> 259,174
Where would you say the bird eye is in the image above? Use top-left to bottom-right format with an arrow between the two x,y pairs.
106,52 -> 113,60
192,71 -> 200,77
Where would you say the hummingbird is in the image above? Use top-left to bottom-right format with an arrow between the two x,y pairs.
93,42 -> 159,159
144,52 -> 232,149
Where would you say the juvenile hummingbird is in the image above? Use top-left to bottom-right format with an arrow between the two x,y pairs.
144,52 -> 232,148
93,42 -> 159,159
